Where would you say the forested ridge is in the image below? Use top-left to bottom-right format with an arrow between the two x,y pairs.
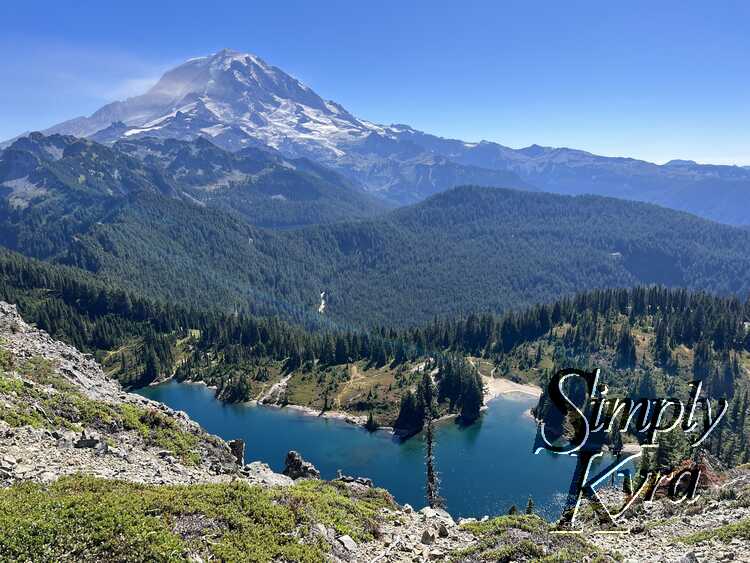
4,136 -> 750,325
7,169 -> 750,328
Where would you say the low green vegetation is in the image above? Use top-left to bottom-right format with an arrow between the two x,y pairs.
0,475 -> 395,562
680,518 -> 750,545
0,350 -> 202,465
451,515 -> 609,562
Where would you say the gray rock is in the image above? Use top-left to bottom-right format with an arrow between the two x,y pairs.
74,430 -> 106,452
282,450 -> 320,480
334,472 -> 373,487
0,455 -> 16,469
421,528 -> 436,545
14,463 -> 35,477
420,507 -> 455,526
228,439 -> 245,466
242,461 -> 293,487
338,534 -> 357,552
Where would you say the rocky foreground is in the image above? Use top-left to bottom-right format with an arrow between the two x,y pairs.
1,301 -> 749,562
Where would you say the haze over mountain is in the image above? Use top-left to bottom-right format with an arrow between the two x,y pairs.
30,48 -> 750,223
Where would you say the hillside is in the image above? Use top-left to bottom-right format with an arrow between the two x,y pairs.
1,289 -> 750,560
113,136 -> 390,228
413,286 -> 750,468
1,247 -> 748,464
3,159 -> 750,326
288,186 -> 750,325
0,133 -> 386,238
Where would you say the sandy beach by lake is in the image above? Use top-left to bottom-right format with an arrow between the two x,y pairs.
482,375 -> 542,401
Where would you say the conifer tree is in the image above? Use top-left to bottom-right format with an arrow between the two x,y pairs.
525,496 -> 534,514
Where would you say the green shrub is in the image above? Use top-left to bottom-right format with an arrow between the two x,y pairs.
0,475 -> 394,562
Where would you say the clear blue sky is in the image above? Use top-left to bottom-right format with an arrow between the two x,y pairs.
1,0 -> 748,164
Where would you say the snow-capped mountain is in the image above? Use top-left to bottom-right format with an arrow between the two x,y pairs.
37,48 -> 750,223
39,49 -> 530,203
48,49 -> 373,156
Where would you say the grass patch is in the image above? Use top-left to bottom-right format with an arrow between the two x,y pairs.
0,475 -> 394,562
0,358 -> 202,465
680,518 -> 750,545
452,515 -> 607,562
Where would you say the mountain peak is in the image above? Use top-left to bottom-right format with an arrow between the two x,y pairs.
41,48 -> 371,156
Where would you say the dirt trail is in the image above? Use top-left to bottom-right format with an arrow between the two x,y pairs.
258,373 -> 293,404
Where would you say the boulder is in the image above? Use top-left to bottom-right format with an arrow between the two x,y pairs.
74,430 -> 107,453
421,528 -> 437,545
228,439 -> 245,466
420,506 -> 455,526
242,462 -> 293,487
282,450 -> 320,480
334,471 -> 373,487
338,534 -> 357,552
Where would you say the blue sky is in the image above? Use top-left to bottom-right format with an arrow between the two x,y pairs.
1,0 -> 748,164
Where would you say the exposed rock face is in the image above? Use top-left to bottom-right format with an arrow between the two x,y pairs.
0,301 -> 271,487
240,461 -> 293,487
282,450 -> 321,480
0,302 -> 120,401
228,439 -> 245,466
335,469 -> 373,488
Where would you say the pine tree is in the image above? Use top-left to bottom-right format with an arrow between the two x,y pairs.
424,416 -> 444,509
525,496 -> 534,514
460,370 -> 484,423
616,324 -> 637,368
365,410 -> 378,432
655,429 -> 687,472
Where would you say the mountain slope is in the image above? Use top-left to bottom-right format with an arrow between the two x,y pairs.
0,133 -> 387,234
283,186 -> 750,325
3,172 -> 748,326
113,136 -> 390,227
34,48 -> 749,221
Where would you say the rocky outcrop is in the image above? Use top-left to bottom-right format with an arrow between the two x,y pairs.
282,450 -> 321,480
0,302 -> 248,486
335,470 -> 373,488
228,439 -> 245,466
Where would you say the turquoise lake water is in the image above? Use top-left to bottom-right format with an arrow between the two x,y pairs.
137,381 -> 583,519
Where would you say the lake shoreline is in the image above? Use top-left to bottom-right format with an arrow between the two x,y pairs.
147,375 -> 541,435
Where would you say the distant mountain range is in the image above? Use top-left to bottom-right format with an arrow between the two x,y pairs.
12,48 -> 746,224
